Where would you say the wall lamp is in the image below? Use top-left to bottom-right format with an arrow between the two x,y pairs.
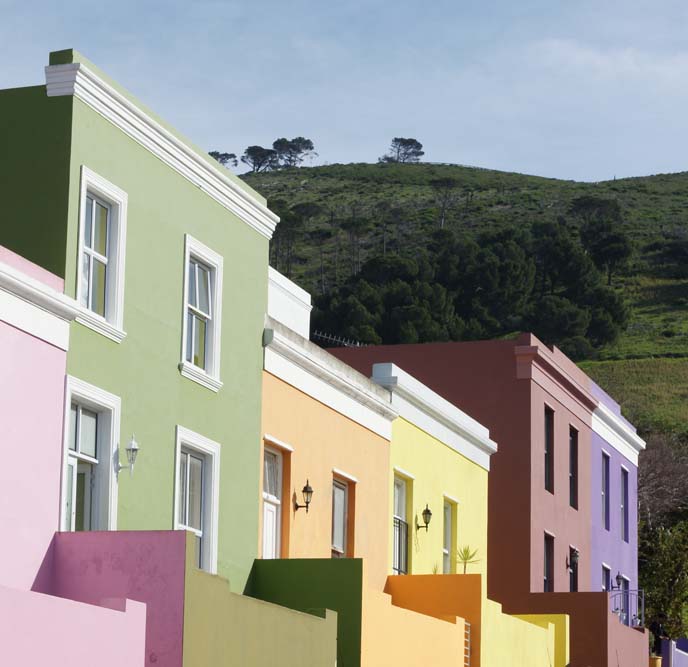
116,435 -> 140,477
417,504 -> 432,531
611,571 -> 624,590
294,479 -> 314,513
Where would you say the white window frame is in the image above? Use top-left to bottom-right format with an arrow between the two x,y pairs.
262,446 -> 283,559
75,166 -> 128,343
174,425 -> 221,573
332,478 -> 349,558
443,498 -> 455,574
60,376 -> 120,531
179,234 -> 224,392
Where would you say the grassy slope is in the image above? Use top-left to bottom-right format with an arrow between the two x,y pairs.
243,162 -> 688,438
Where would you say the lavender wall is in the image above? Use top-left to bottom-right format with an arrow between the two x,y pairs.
590,429 -> 638,591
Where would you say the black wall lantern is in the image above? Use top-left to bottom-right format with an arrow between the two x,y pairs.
294,479 -> 314,513
417,504 -> 432,531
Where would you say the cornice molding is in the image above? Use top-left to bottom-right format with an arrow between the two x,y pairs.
514,344 -> 598,412
0,259 -> 78,322
592,403 -> 645,465
263,318 -> 397,435
45,63 -> 279,240
372,363 -> 497,470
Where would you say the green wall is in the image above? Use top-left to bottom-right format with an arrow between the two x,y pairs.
0,51 -> 270,591
0,86 -> 72,276
246,559 -> 364,667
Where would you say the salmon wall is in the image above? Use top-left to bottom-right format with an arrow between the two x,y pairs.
260,372 -> 391,589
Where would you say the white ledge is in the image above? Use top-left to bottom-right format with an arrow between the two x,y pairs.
179,361 -> 223,392
45,62 -> 279,240
74,306 -> 127,343
592,403 -> 645,465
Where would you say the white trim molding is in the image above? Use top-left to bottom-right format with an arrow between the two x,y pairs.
45,62 -> 279,240
0,258 -> 78,350
60,376 -> 121,531
267,267 -> 312,338
263,317 -> 397,440
179,234 -> 224,392
75,166 -> 128,343
333,468 -> 359,484
263,434 -> 295,453
372,363 -> 497,471
174,425 -> 221,574
393,466 -> 416,481
592,403 -> 646,466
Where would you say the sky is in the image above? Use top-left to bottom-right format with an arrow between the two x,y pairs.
2,0 -> 688,181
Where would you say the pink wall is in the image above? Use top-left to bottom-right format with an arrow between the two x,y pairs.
0,583 -> 145,666
0,245 -> 63,290
0,297 -> 67,590
35,531 -> 187,667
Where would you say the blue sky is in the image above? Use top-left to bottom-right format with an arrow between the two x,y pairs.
2,0 -> 687,181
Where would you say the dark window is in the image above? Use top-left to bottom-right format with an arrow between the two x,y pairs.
621,468 -> 629,543
602,453 -> 610,530
602,565 -> 611,592
569,427 -> 578,509
569,547 -> 578,592
544,407 -> 554,493
393,517 -> 408,574
544,533 -> 554,592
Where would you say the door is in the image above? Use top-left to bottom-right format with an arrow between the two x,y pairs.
262,449 -> 282,559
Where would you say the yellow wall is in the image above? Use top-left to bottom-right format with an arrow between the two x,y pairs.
261,371 -> 391,590
390,417 -> 488,580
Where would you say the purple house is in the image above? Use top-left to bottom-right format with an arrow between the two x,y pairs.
590,382 -> 645,625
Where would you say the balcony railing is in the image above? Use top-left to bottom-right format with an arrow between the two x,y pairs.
609,589 -> 645,628
393,517 -> 408,575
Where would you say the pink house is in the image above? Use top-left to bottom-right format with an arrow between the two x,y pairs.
0,246 -> 146,666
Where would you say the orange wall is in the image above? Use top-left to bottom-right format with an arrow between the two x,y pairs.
260,372 -> 391,590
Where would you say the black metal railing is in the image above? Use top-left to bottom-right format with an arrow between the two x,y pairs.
609,589 -> 645,628
393,517 -> 408,574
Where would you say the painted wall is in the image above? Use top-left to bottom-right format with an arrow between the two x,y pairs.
0,249 -> 68,590
0,51 -> 271,589
260,371 -> 391,590
663,639 -> 688,667
35,530 -> 187,667
590,431 -> 639,591
183,540 -> 337,667
0,583 -> 145,667
389,417 -> 488,580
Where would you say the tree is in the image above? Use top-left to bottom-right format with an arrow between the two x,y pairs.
580,219 -> 633,285
208,151 -> 237,168
240,146 -> 278,172
272,137 -> 317,168
430,178 -> 460,229
379,138 -> 424,163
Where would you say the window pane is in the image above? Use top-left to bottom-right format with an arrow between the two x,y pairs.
188,454 -> 203,531
94,202 -> 108,256
332,483 -> 346,552
79,408 -> 98,458
188,261 -> 197,308
178,452 -> 188,525
75,469 -> 88,531
264,451 -> 279,497
185,311 -> 194,363
69,404 -> 78,451
91,258 -> 107,316
197,264 -> 210,315
81,253 -> 91,308
394,478 -> 406,519
64,463 -> 74,530
84,196 -> 93,249
194,316 -> 207,369
194,534 -> 203,569
443,503 -> 452,552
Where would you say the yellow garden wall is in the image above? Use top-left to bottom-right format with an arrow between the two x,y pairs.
390,417 -> 488,580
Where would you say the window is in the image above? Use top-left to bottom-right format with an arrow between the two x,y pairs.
180,235 -> 224,392
569,427 -> 578,509
262,448 -> 282,559
443,500 -> 455,574
174,426 -> 221,573
621,468 -> 629,543
76,167 -> 128,343
602,565 -> 611,592
602,453 -> 610,531
332,479 -> 348,558
544,533 -> 554,592
544,407 -> 554,493
61,377 -> 120,532
393,476 -> 409,574
620,576 -> 630,625
569,546 -> 578,592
